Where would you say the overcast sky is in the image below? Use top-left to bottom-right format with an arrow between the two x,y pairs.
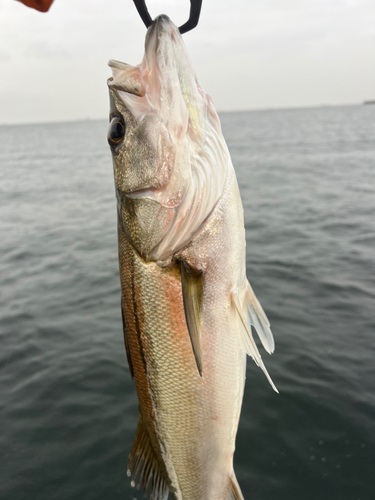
0,0 -> 374,124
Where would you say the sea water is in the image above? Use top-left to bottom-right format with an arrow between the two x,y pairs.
0,105 -> 374,499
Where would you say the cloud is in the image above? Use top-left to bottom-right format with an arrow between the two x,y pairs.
0,0 -> 374,123
0,49 -> 11,61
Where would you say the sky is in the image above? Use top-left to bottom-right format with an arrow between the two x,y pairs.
0,0 -> 374,124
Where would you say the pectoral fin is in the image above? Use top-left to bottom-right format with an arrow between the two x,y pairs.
128,413 -> 169,500
246,280 -> 275,354
180,259 -> 203,376
232,291 -> 278,393
226,473 -> 245,500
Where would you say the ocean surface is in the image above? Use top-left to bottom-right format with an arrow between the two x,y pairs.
1,105 -> 374,500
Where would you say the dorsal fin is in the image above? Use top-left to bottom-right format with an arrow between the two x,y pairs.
128,413 -> 169,500
180,259 -> 204,376
226,473 -> 245,500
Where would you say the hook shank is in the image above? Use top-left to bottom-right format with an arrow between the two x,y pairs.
132,0 -> 202,34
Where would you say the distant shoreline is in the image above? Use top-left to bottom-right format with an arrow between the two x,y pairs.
0,102 -> 367,127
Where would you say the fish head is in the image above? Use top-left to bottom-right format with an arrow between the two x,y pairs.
107,15 -> 229,261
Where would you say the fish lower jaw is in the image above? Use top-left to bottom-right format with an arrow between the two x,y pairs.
121,185 -> 185,209
124,186 -> 159,199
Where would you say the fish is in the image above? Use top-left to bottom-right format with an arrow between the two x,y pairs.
107,14 -> 277,500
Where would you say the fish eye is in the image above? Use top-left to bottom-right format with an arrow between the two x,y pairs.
108,116 -> 126,148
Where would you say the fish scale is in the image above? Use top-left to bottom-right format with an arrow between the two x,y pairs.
119,228 -> 204,498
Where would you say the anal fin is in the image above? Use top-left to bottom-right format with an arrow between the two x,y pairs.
128,413 -> 169,500
227,473 -> 245,500
180,259 -> 204,376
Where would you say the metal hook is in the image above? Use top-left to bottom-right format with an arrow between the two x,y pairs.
132,0 -> 203,34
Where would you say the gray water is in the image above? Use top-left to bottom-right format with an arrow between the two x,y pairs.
0,105 -> 374,500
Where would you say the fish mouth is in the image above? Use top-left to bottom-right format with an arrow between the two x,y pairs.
148,14 -> 177,36
145,14 -> 181,57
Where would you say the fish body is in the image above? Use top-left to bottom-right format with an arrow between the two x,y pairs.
107,15 -> 276,500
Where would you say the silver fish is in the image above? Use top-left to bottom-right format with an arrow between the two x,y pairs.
107,15 -> 277,500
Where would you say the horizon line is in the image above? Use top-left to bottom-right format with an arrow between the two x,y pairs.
0,101 -> 367,127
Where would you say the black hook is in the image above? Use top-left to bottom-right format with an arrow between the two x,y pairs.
132,0 -> 203,34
